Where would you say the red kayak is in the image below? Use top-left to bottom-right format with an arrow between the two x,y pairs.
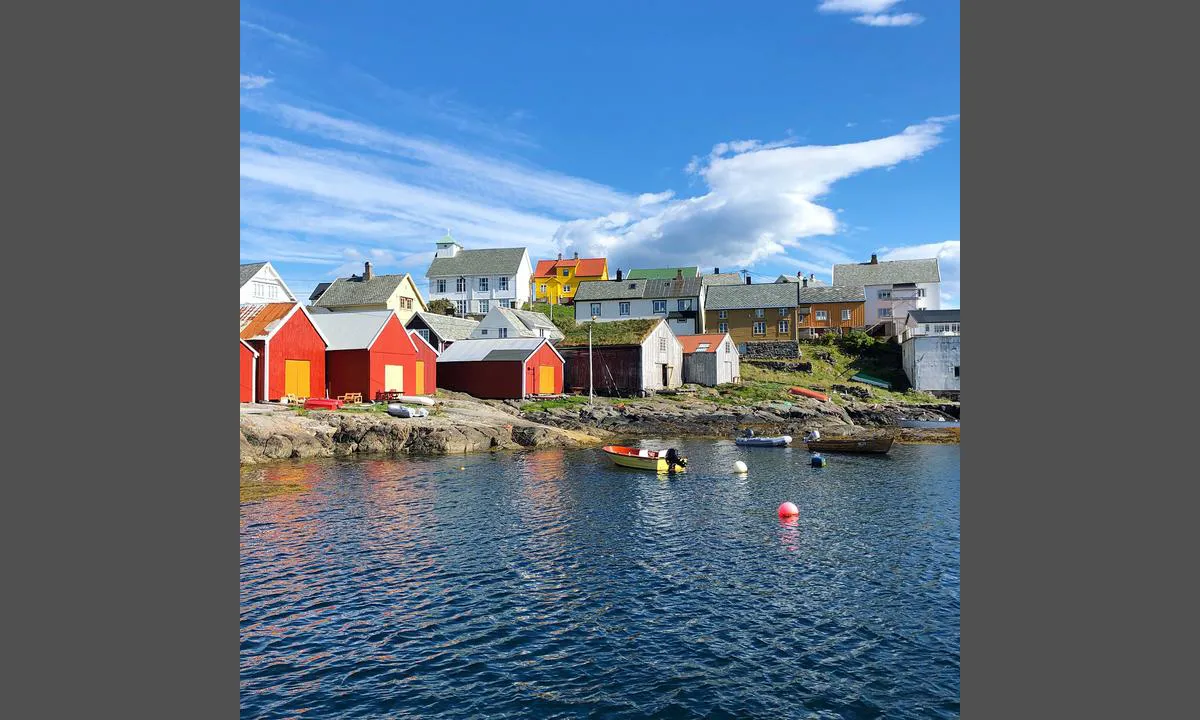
789,387 -> 829,402
303,397 -> 344,410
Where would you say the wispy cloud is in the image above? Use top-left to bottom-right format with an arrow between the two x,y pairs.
556,116 -> 958,272
879,240 -> 960,306
240,20 -> 308,48
240,74 -> 273,90
817,0 -> 925,27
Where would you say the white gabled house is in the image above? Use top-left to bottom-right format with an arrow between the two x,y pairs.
424,233 -> 533,316
470,306 -> 565,341
240,261 -> 297,304
572,272 -> 707,335
832,254 -> 941,335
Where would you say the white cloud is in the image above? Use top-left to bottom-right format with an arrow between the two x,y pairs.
240,74 -> 273,90
853,13 -> 924,27
240,21 -> 307,48
555,116 -> 957,271
818,0 -> 924,27
879,240 -> 960,307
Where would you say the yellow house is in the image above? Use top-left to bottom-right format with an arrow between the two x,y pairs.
532,252 -> 608,305
308,261 -> 428,324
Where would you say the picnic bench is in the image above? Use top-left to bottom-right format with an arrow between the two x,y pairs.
337,392 -> 363,404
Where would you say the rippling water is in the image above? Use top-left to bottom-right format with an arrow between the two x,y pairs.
241,440 -> 959,719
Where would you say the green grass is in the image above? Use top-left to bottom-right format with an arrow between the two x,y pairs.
734,342 -> 942,404
522,395 -> 592,412
558,318 -> 660,347
522,302 -> 578,331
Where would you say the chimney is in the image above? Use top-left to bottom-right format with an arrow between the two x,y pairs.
870,253 -> 878,264
616,269 -> 623,281
797,271 -> 803,278
557,252 -> 562,261
810,273 -> 815,281
573,251 -> 579,260
714,267 -> 720,274
745,275 -> 752,285
802,277 -> 808,288
676,268 -> 683,280
364,261 -> 374,281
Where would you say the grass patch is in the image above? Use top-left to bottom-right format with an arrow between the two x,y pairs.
558,318 -> 660,347
521,395 -> 592,413
522,302 -> 578,332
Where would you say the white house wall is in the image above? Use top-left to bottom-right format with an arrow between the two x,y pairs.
863,281 -> 941,326
240,264 -> 296,304
575,297 -> 703,334
471,310 -> 524,339
427,252 -> 532,313
902,335 -> 960,392
639,322 -> 684,391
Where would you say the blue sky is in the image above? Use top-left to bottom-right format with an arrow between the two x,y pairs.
240,0 -> 959,305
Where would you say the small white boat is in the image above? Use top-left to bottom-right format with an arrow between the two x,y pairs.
734,434 -> 792,447
387,403 -> 429,418
390,395 -> 436,406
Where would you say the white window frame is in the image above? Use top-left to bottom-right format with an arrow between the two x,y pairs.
718,310 -> 727,319
917,288 -> 926,298
417,328 -> 431,342
619,302 -> 630,316
455,300 -> 468,316
678,299 -> 693,311
480,328 -> 489,335
478,277 -> 489,292
778,307 -> 788,316
478,299 -> 489,314
591,303 -> 602,317
456,278 -> 467,293
878,308 -> 893,318
499,277 -> 509,291
878,289 -> 892,300
724,341 -> 731,353
778,320 -> 789,333
658,336 -> 667,353
563,285 -> 571,293
561,268 -> 570,277
499,327 -> 508,338
436,279 -> 447,293
653,300 -> 667,313
755,309 -> 764,318
718,322 -> 728,333
841,309 -> 852,321
753,321 -> 766,335
815,310 -> 828,322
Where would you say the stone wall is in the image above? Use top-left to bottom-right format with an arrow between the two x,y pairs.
741,341 -> 800,359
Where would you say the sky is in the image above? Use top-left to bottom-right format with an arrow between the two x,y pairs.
240,0 -> 960,306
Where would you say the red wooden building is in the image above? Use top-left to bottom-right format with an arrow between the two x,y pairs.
240,339 -> 259,403
310,310 -> 436,399
240,302 -> 330,402
409,330 -> 440,395
435,338 -> 563,399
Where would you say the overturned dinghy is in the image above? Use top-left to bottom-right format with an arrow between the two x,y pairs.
734,434 -> 792,447
387,403 -> 429,418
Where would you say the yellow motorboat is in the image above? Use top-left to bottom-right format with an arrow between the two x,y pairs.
601,445 -> 687,472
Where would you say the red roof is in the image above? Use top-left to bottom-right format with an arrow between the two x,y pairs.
240,303 -> 297,340
533,257 -> 607,279
678,334 -> 730,354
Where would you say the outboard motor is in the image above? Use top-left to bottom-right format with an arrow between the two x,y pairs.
665,448 -> 687,470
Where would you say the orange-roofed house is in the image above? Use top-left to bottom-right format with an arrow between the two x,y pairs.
532,251 -> 608,305
240,302 -> 330,402
680,333 -> 740,386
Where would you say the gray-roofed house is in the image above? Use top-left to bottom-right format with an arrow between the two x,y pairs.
240,261 -> 296,304
573,269 -> 708,334
424,233 -> 533,317
900,309 -> 960,397
795,285 -> 867,337
308,261 -> 428,324
470,306 -> 565,341
436,337 -> 564,399
404,310 -> 480,353
701,268 -> 745,286
776,272 -> 827,287
832,253 -> 942,336
703,281 -> 802,350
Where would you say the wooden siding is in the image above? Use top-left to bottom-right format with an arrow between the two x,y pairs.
410,334 -> 439,395
561,346 -> 642,396
240,342 -> 255,403
260,310 -> 326,401
438,361 -> 524,399
324,314 -> 419,399
797,301 -> 865,332
703,307 -> 799,346
523,342 -> 564,395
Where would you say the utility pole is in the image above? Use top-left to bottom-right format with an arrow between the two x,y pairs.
589,314 -> 597,405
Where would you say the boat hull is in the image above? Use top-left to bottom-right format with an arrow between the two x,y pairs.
789,387 -> 829,402
602,445 -> 685,472
804,435 -> 895,454
735,435 -> 792,447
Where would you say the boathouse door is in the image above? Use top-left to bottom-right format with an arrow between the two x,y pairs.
414,361 -> 425,394
385,364 -> 404,393
284,360 -> 310,398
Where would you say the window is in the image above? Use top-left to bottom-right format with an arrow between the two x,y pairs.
753,322 -> 766,335
815,310 -> 828,321
724,341 -> 731,353
841,309 -> 852,321
499,277 -> 509,291
619,302 -> 630,316
659,336 -> 667,353
561,268 -> 570,277
591,303 -> 602,316
480,329 -> 488,335
778,307 -> 788,316
539,284 -> 547,294
478,277 -> 489,292
478,299 -> 489,314
563,285 -> 571,293
252,282 -> 279,300
499,327 -> 508,338
718,310 -> 727,319
878,289 -> 892,300
456,278 -> 466,293
878,308 -> 893,318
653,300 -> 667,313
954,366 -> 960,377
436,279 -> 447,293
455,300 -> 468,316
719,322 -> 728,333
755,309 -> 764,318
778,320 -> 789,333
417,328 -> 430,342
916,288 -> 926,298
678,299 -> 693,311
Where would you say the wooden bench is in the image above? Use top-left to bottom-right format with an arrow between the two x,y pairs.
337,393 -> 363,404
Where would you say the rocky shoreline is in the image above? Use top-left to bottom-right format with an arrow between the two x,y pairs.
240,392 -> 958,465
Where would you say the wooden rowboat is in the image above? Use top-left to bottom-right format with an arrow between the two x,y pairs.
804,433 -> 896,454
789,387 -> 829,402
602,445 -> 687,472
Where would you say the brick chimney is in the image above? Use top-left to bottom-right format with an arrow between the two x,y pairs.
802,277 -> 808,288
364,261 -> 374,281
870,253 -> 878,264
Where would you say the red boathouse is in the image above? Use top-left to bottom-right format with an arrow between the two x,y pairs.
240,339 -> 259,403
435,338 -> 563,399
409,330 -> 440,395
240,302 -> 330,402
311,310 -> 435,399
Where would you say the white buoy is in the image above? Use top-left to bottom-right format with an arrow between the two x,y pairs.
733,460 -> 748,474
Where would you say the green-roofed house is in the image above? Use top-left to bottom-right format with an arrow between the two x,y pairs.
424,232 -> 534,318
625,266 -> 699,280
556,318 -> 683,396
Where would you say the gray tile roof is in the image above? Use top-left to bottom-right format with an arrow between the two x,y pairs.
908,309 -> 960,324
776,274 -> 826,286
797,285 -> 865,304
240,262 -> 266,287
704,283 -> 799,310
437,337 -> 545,363
426,247 -> 528,277
408,311 -> 479,342
642,277 -> 704,298
309,311 -> 396,351
833,258 -> 941,287
490,307 -> 564,340
574,279 -> 648,301
702,273 -> 744,286
312,274 -> 408,308
308,282 -> 332,304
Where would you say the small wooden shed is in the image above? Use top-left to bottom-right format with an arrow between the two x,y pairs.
436,337 -> 563,399
558,318 -> 683,396
680,333 -> 740,386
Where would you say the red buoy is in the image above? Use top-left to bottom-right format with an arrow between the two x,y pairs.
778,501 -> 799,518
